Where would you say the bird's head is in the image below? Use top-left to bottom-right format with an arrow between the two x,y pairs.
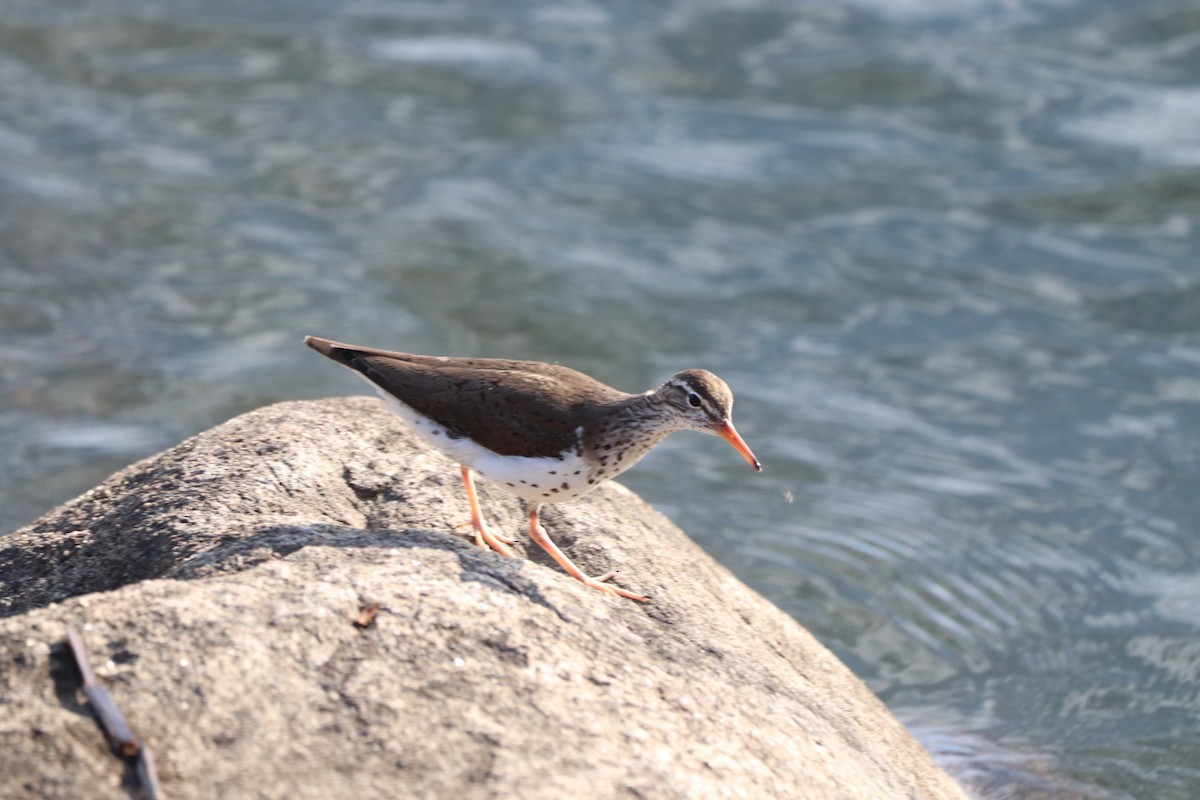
657,369 -> 761,472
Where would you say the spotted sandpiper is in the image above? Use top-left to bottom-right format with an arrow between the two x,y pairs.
305,336 -> 761,602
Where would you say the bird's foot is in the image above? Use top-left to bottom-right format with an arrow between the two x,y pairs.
478,524 -> 517,558
456,466 -> 517,556
491,528 -> 518,545
526,517 -> 650,602
579,573 -> 650,602
454,520 -> 518,557
455,519 -> 517,545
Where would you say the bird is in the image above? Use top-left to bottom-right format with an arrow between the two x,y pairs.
304,336 -> 761,602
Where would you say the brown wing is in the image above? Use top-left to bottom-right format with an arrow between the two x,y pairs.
305,337 -> 627,457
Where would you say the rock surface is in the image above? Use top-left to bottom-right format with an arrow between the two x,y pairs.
0,397 -> 969,800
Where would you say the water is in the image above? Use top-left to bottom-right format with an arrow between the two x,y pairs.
3,1 -> 1199,796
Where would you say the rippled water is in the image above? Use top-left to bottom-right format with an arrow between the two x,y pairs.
4,1 -> 1200,796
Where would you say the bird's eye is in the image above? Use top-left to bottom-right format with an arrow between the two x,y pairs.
687,393 -> 702,408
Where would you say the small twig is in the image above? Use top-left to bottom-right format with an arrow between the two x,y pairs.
354,602 -> 381,629
66,626 -> 164,799
67,627 -> 140,756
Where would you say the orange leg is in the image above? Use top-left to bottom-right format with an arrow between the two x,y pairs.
460,466 -> 516,556
526,504 -> 649,602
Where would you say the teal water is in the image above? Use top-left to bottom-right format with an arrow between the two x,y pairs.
3,1 -> 1200,796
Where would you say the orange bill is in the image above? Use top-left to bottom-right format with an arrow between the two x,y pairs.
713,419 -> 762,472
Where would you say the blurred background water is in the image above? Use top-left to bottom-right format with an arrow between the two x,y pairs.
3,0 -> 1200,796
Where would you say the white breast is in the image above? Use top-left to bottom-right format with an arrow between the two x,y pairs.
472,447 -> 594,503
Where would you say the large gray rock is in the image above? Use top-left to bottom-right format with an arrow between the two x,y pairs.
0,397 -> 969,799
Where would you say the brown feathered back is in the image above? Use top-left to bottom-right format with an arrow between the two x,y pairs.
305,337 -> 630,458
